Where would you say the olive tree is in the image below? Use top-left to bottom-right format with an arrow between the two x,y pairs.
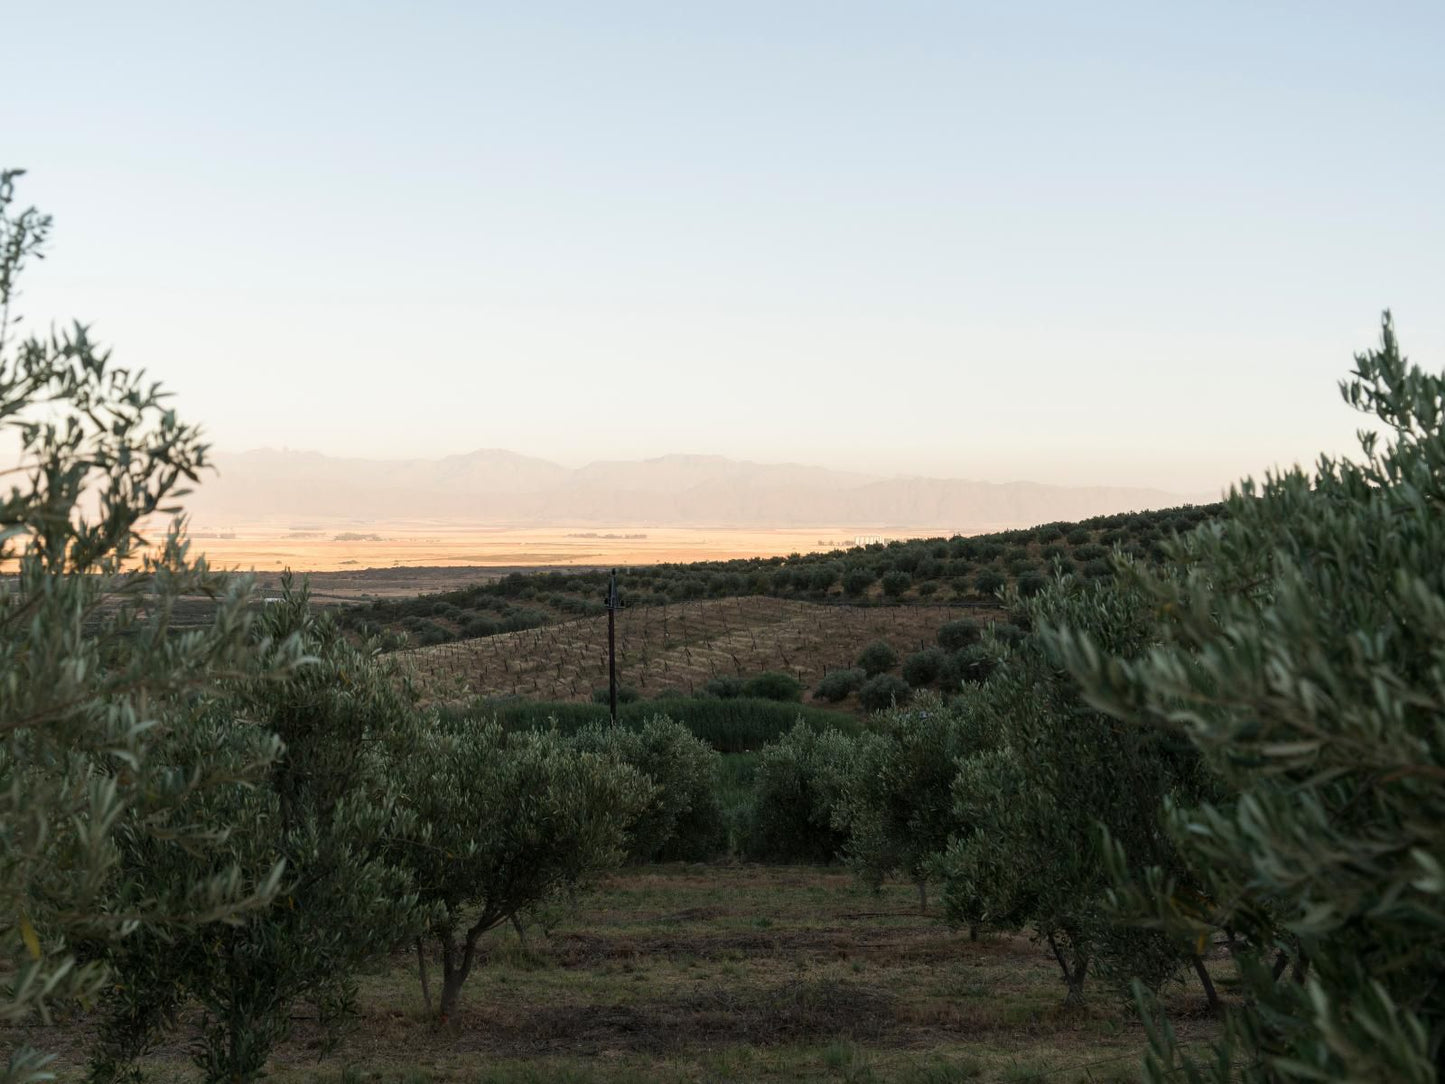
570,716 -> 725,862
744,723 -> 856,863
90,582 -> 425,1083
839,695 -> 991,914
855,640 -> 898,677
401,722 -> 651,1019
1057,315 -> 1445,1082
939,582 -> 1211,1006
0,170 -> 302,1084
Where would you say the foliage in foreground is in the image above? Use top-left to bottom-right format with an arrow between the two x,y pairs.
0,170 -> 305,1084
1057,314 -> 1445,1082
91,585 -> 424,1083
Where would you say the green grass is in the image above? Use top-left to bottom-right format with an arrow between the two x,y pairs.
33,866 -> 1225,1082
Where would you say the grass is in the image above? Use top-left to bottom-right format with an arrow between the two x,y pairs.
24,866 -> 1224,1082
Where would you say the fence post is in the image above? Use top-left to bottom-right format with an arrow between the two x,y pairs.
606,568 -> 620,723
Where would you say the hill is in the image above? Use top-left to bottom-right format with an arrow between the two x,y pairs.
339,500 -> 1221,648
401,597 -> 979,705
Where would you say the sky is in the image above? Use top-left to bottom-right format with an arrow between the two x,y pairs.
6,1 -> 1444,495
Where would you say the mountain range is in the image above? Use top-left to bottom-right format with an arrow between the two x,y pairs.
187,448 -> 1208,530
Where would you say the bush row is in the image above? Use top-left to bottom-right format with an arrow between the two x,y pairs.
447,695 -> 860,754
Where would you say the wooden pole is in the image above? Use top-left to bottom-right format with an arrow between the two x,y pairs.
607,568 -> 619,723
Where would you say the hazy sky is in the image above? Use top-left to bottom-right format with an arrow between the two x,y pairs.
7,1 -> 1443,493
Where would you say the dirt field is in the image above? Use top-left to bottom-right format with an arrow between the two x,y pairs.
184,523 -> 945,575
399,598 -> 1002,702
21,865 -> 1223,1082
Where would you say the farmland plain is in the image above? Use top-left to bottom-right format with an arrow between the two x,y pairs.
186,522 -> 940,576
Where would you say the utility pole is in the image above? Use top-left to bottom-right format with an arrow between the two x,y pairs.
605,568 -> 620,723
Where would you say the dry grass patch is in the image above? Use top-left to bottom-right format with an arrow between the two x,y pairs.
10,865 -> 1223,1083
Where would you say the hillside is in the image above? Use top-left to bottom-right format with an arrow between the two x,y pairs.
401,597 -> 983,704
337,500 -> 1223,651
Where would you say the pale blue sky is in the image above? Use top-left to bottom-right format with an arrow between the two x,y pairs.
6,1 -> 1443,492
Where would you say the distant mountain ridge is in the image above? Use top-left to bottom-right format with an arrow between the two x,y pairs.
188,448 -> 1205,529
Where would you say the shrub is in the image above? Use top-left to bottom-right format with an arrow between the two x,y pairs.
855,640 -> 899,677
936,618 -> 982,652
744,725 -> 857,862
892,550 -> 921,573
702,675 -> 745,699
880,569 -> 912,598
460,613 -> 500,638
592,685 -> 642,704
941,643 -> 999,688
570,717 -> 726,862
974,569 -> 1006,595
901,647 -> 948,689
813,668 -> 867,702
1016,570 -> 1048,597
743,670 -> 804,702
808,563 -> 842,592
858,673 -> 912,712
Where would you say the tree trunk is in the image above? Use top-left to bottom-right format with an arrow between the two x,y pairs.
969,924 -> 979,942
1191,953 -> 1220,1012
1064,953 -> 1089,1006
916,880 -> 928,914
1045,931 -> 1090,1005
511,912 -> 528,949
438,939 -> 471,1021
416,939 -> 432,1016
438,967 -> 467,1021
1046,930 -> 1070,982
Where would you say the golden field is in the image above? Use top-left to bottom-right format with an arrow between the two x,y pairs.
184,522 -> 948,574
